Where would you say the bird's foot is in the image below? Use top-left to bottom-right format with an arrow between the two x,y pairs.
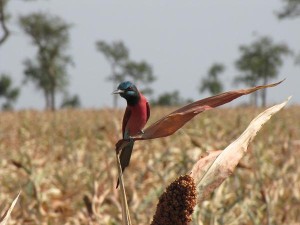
126,136 -> 134,143
115,138 -> 133,154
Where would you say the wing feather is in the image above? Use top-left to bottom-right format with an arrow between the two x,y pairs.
122,107 -> 131,138
146,101 -> 150,122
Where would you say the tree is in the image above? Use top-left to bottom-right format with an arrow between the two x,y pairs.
19,12 -> 72,110
60,94 -> 80,108
199,63 -> 225,96
235,36 -> 291,107
96,40 -> 156,107
235,47 -> 261,106
277,0 -> 300,19
152,90 -> 182,106
151,90 -> 192,106
0,74 -> 20,110
96,40 -> 129,108
123,60 -> 156,96
276,0 -> 300,70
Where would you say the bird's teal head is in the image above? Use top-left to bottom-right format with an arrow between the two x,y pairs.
113,81 -> 140,105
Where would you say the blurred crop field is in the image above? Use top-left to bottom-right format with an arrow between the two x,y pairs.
0,106 -> 299,225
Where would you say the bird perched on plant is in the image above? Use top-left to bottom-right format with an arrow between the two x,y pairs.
113,81 -> 150,188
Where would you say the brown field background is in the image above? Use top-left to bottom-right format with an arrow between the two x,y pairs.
0,106 -> 299,225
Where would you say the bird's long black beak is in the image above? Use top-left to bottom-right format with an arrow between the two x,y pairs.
112,89 -> 124,95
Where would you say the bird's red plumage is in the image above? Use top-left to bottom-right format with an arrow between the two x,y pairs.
122,93 -> 150,138
117,91 -> 150,188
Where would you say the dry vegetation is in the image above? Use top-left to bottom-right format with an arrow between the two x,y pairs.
0,106 -> 299,225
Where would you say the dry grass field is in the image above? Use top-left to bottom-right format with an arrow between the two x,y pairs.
0,106 -> 299,225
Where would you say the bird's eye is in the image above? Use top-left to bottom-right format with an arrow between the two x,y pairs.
126,87 -> 133,91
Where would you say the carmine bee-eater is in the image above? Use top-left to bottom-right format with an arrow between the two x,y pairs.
113,81 -> 150,188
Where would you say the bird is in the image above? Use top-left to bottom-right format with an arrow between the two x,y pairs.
113,81 -> 150,188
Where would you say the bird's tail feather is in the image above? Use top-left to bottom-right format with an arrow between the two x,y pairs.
116,141 -> 134,188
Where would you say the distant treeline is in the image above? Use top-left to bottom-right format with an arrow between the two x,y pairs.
0,0 -> 299,110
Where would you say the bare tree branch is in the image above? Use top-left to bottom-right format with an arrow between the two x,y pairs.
0,0 -> 9,46
277,0 -> 300,19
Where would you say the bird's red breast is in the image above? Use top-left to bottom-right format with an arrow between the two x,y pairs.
122,93 -> 150,138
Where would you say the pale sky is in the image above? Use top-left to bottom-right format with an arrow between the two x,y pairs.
1,0 -> 299,109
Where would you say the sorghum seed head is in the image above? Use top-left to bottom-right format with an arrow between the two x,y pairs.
151,174 -> 197,225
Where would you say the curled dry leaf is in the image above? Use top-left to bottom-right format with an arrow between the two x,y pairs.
190,97 -> 291,203
0,191 -> 21,225
132,80 -> 284,140
189,150 -> 222,186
